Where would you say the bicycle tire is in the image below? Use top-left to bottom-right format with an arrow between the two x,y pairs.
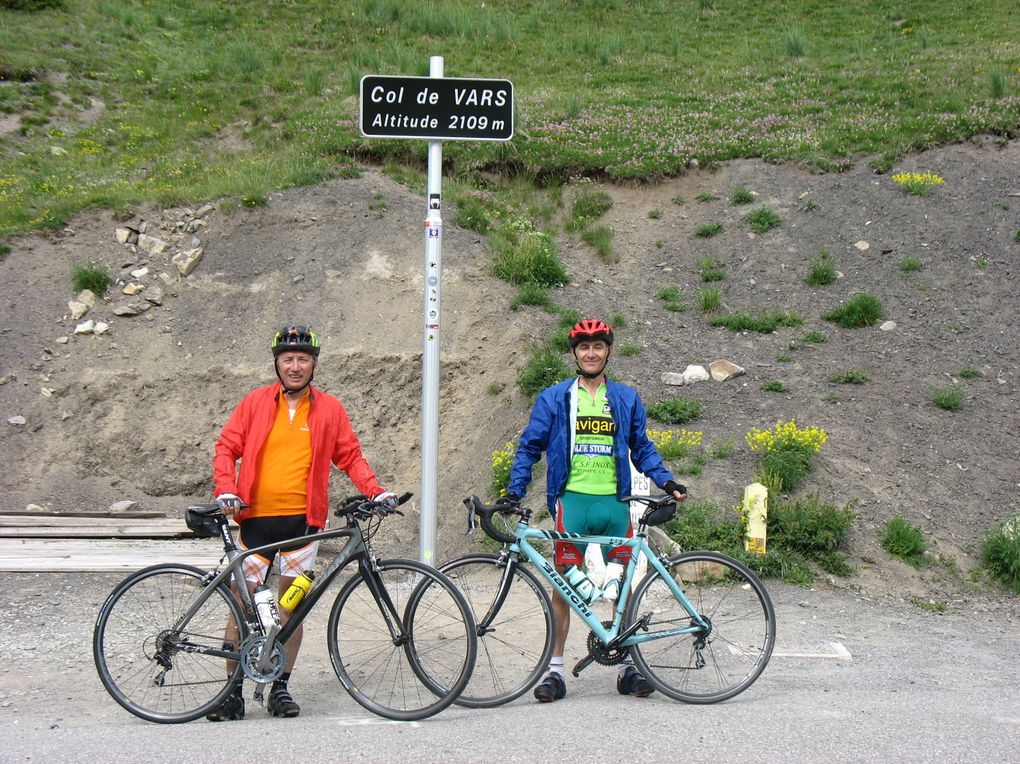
437,553 -> 555,708
625,550 -> 776,704
327,558 -> 476,721
93,563 -> 246,723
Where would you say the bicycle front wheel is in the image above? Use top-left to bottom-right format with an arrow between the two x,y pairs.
626,551 -> 776,704
93,564 -> 245,723
327,559 -> 476,721
440,553 -> 554,708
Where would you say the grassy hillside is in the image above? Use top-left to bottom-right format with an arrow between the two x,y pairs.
1,0 -> 1019,236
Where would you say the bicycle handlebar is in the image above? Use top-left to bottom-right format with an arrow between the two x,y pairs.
335,492 -> 413,521
465,492 -> 681,545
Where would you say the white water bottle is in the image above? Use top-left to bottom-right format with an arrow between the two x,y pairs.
252,584 -> 280,630
602,561 -> 625,603
564,565 -> 603,604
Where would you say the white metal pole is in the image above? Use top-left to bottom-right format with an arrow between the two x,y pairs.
419,56 -> 444,565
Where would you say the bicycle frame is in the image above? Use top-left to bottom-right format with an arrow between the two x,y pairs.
172,517 -> 407,667
505,523 -> 711,649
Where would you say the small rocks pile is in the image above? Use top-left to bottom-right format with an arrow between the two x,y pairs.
661,359 -> 745,386
64,203 -> 215,339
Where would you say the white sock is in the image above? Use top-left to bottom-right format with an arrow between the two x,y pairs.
618,657 -> 634,677
548,657 -> 565,678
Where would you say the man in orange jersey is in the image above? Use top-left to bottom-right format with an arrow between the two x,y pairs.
207,325 -> 396,721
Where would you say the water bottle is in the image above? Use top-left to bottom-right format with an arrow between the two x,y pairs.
280,570 -> 315,612
602,561 -> 625,603
564,565 -> 603,604
252,584 -> 280,630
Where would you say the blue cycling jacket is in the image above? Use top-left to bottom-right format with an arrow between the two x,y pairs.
507,377 -> 675,514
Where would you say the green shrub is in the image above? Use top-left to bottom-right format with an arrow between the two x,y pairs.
517,346 -> 571,398
618,342 -> 642,356
785,28 -> 806,58
759,447 -> 812,492
647,396 -> 702,425
882,515 -> 928,566
802,330 -> 827,343
982,514 -> 1020,594
696,192 -> 719,203
769,496 -> 855,554
805,251 -> 836,286
761,380 -> 788,393
822,292 -> 883,328
491,223 -> 569,287
662,500 -> 743,551
745,205 -> 781,234
71,263 -> 111,295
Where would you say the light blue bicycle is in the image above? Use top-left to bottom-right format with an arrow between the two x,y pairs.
439,493 -> 776,707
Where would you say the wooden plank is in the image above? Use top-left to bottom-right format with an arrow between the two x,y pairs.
0,515 -> 238,539
0,538 -> 226,572
0,511 -> 166,519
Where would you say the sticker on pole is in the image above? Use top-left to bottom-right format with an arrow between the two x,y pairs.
360,75 -> 513,141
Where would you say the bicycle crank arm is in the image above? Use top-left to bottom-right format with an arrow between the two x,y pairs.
571,654 -> 596,677
607,612 -> 653,651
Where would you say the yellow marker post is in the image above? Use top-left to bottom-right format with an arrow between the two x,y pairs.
743,483 -> 768,554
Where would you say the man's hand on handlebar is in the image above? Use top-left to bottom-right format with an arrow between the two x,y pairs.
663,480 -> 688,502
494,492 -> 521,509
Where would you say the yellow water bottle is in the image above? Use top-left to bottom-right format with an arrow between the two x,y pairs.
280,570 -> 315,611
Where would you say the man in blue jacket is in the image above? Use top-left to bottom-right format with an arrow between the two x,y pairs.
504,318 -> 687,702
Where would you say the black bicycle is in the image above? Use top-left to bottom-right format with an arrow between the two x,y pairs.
93,493 -> 477,723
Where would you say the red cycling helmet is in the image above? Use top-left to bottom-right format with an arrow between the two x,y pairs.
568,318 -> 614,350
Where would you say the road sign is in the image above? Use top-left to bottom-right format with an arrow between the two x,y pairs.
360,75 -> 513,141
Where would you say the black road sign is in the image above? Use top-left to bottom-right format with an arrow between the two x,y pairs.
360,75 -> 513,141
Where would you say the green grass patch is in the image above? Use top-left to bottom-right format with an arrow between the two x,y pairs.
517,346 -> 571,399
709,310 -> 803,333
2,2 -> 1020,236
802,330 -> 827,343
647,396 -> 702,425
658,285 -> 686,312
695,221 -> 723,238
510,284 -> 555,311
71,263 -> 111,295
805,251 -> 837,286
822,293 -> 883,328
581,224 -> 614,261
900,256 -> 923,273
882,515 -> 928,566
491,221 -> 569,287
696,286 -> 722,313
830,368 -> 869,384
618,342 -> 642,357
931,381 -> 965,411
568,189 -> 613,230
730,185 -> 755,205
745,205 -> 782,234
761,380 -> 789,393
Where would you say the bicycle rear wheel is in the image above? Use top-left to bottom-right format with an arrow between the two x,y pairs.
626,551 -> 776,704
439,553 -> 554,708
93,564 -> 245,723
327,559 -> 476,721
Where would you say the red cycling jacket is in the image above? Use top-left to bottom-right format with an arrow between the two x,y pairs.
213,383 -> 383,528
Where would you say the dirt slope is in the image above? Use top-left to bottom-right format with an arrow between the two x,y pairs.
1,138 -> 1018,600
